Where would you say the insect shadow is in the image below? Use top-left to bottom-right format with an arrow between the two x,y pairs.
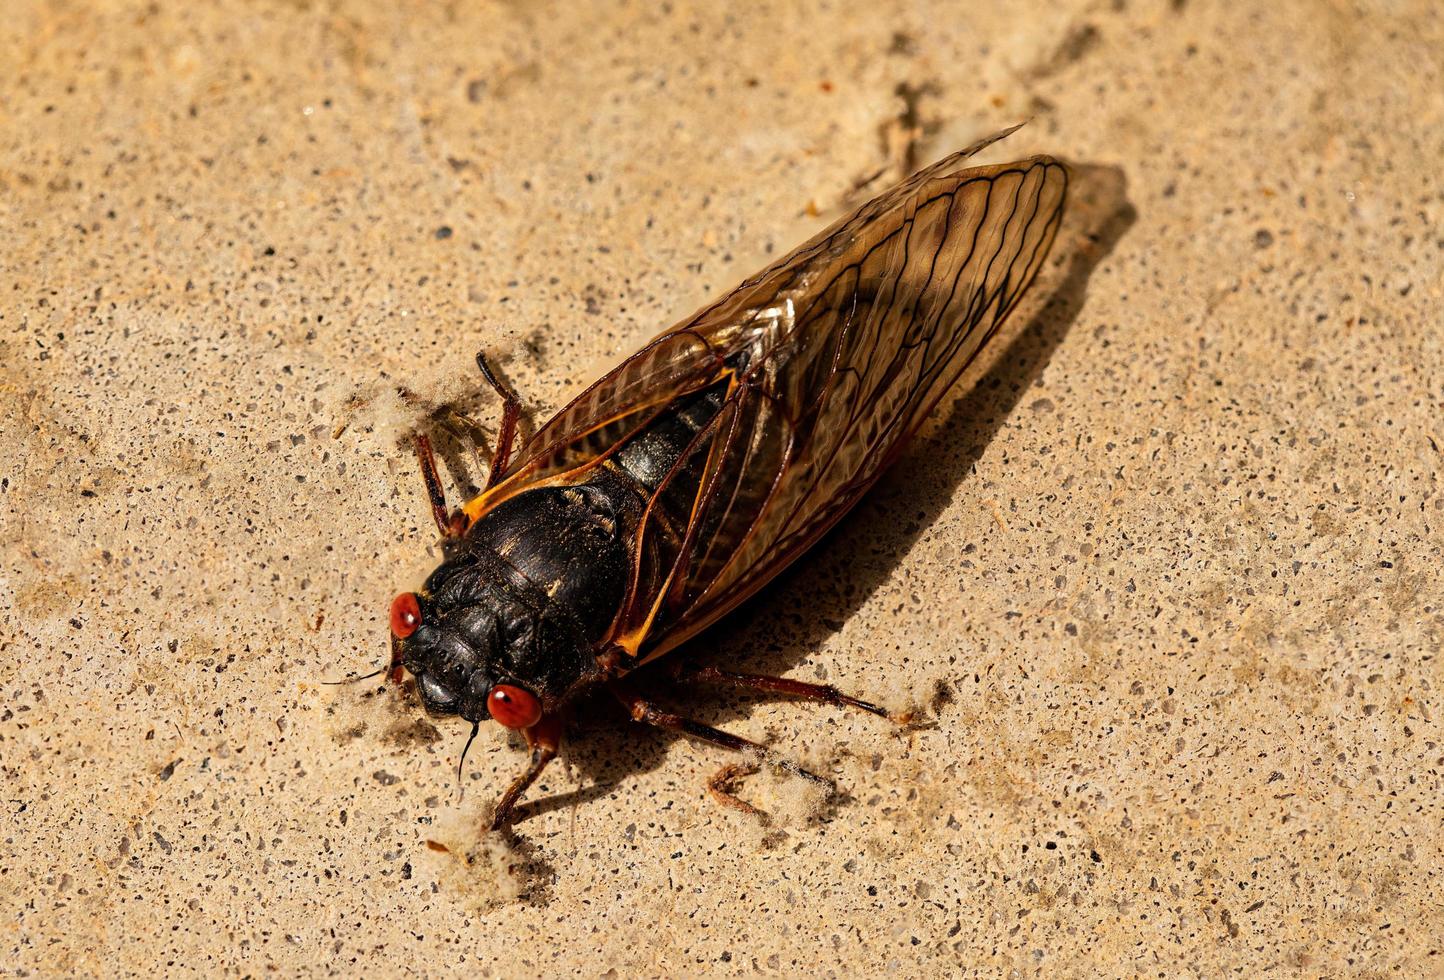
486,162 -> 1138,827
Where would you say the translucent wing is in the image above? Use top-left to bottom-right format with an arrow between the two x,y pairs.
633,152 -> 1067,658
464,129 -> 1067,663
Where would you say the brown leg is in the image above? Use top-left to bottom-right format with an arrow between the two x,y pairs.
414,433 -> 466,538
414,353 -> 523,537
475,351 -> 522,488
671,664 -> 891,719
489,714 -> 564,831
707,763 -> 764,816
608,681 -> 833,791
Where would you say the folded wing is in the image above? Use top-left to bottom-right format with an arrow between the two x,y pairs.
471,131 -> 1067,662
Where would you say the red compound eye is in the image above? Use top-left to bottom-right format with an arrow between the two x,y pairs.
488,684 -> 542,730
389,592 -> 421,639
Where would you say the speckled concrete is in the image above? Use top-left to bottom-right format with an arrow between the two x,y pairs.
4,1 -> 1442,975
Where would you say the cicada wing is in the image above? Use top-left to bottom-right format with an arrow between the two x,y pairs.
499,127 -> 1038,483
625,150 -> 1068,660
463,127 -> 1065,664
511,331 -> 721,478
460,329 -> 731,530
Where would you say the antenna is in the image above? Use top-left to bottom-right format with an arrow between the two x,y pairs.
320,665 -> 388,686
456,722 -> 481,796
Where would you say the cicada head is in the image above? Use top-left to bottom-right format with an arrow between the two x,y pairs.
388,545 -> 598,731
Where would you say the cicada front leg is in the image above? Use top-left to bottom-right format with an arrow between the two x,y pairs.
413,433 -> 467,538
413,350 -> 525,538
473,350 -> 522,488
488,713 -> 564,831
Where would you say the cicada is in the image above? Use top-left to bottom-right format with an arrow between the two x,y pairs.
382,126 -> 1066,828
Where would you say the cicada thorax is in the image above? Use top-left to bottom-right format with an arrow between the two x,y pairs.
404,372 -> 737,716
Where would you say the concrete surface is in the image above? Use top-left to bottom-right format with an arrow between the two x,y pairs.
4,0 -> 1442,975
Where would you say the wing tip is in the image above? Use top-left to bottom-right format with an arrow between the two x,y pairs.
923,122 -> 1070,184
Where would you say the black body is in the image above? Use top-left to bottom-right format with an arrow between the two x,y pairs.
400,379 -> 732,721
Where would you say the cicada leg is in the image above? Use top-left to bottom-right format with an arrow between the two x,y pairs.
414,351 -> 524,538
489,713 -> 564,831
707,762 -> 764,816
669,663 -> 896,721
607,681 -> 834,813
474,350 -> 522,489
413,433 -> 467,538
